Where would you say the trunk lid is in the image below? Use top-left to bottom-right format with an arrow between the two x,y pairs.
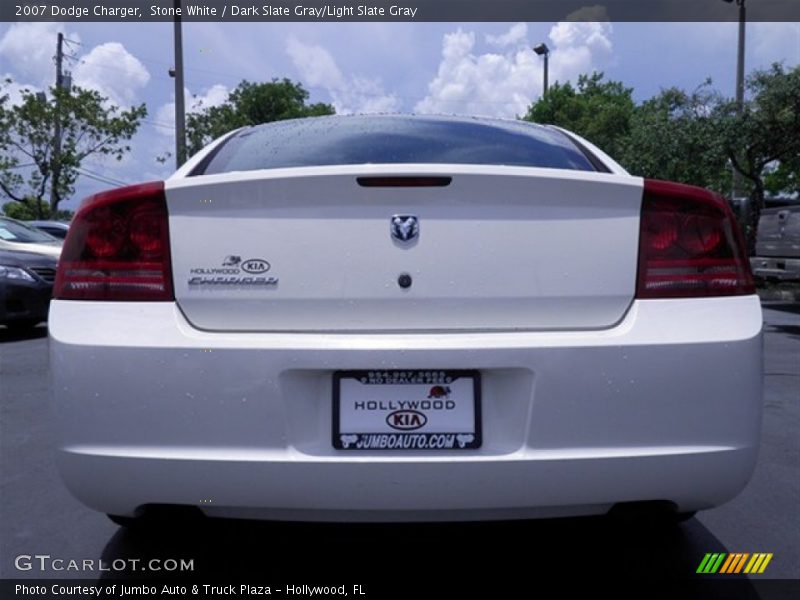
166,165 -> 643,332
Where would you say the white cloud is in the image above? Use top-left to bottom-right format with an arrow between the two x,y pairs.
486,23 -> 528,48
155,84 -> 230,140
0,74 -> 38,106
72,42 -> 150,107
155,101 -> 180,138
286,37 -> 345,90
189,83 -> 230,112
415,20 -> 613,118
0,26 -> 150,110
0,23 -> 75,88
751,22 -> 800,67
286,37 -> 399,114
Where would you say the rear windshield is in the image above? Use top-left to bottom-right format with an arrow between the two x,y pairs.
193,116 -> 598,175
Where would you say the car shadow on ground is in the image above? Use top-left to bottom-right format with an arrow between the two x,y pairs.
98,516 -> 760,597
766,324 -> 800,340
761,301 -> 800,316
0,323 -> 47,343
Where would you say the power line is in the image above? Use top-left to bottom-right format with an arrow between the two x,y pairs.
142,118 -> 176,129
77,166 -> 129,186
75,168 -> 128,187
61,53 -> 178,84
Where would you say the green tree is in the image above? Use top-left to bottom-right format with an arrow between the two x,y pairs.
764,160 -> 799,198
621,82 -> 731,192
714,64 -> 800,250
716,63 -> 800,204
2,198 -> 73,221
186,79 -> 335,156
522,72 -> 635,159
0,79 -> 146,219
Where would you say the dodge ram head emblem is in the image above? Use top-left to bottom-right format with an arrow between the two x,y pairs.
391,215 -> 419,242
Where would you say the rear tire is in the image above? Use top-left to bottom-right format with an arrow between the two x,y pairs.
108,506 -> 205,530
107,514 -> 143,529
608,502 -> 695,526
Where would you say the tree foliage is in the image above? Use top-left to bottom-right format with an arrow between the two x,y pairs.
765,160 -> 799,198
621,82 -> 731,194
2,198 -> 73,221
522,72 -> 634,159
522,64 -> 800,249
0,79 -> 146,219
186,79 -> 335,156
714,63 -> 800,250
714,63 -> 800,205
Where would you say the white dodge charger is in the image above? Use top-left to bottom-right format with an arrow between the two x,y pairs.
50,115 -> 762,525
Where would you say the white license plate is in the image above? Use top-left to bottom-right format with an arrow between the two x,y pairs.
333,370 -> 481,450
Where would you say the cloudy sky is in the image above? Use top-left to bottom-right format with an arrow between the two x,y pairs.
0,18 -> 798,211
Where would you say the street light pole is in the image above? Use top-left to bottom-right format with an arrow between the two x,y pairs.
735,0 -> 746,110
533,43 -> 550,96
722,0 -> 746,201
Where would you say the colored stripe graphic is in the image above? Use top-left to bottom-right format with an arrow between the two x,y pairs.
719,553 -> 750,573
699,553 -> 773,574
744,553 -> 774,574
732,553 -> 750,574
697,553 -> 727,573
720,554 -> 736,573
697,553 -> 714,573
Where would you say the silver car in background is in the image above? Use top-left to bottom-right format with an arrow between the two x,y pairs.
751,203 -> 800,281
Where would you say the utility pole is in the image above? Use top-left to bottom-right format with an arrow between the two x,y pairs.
50,32 -> 64,217
172,0 -> 187,168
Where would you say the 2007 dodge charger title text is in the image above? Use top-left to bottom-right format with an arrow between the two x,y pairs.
50,115 -> 762,526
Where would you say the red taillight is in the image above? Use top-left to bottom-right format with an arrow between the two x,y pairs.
636,179 -> 754,299
54,181 -> 174,301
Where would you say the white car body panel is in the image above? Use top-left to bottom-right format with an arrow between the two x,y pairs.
167,165 -> 644,332
50,295 -> 762,521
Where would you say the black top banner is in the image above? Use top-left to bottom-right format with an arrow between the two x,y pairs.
3,0 -> 800,23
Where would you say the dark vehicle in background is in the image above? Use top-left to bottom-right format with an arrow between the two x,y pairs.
0,249 -> 57,329
751,204 -> 800,281
27,220 -> 70,240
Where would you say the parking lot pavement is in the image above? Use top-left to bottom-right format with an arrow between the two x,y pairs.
0,303 -> 797,585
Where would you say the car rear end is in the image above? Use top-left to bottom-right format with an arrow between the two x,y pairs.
0,250 -> 57,328
50,116 -> 762,522
751,205 -> 800,281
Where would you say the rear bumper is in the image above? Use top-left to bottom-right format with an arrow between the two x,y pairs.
751,256 -> 800,281
50,296 -> 763,521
